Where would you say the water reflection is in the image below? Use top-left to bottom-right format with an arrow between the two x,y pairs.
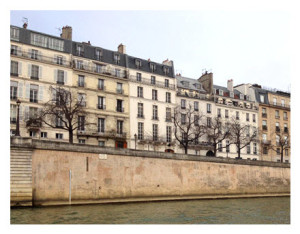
10,197 -> 290,224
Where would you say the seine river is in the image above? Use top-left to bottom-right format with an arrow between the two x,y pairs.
11,197 -> 290,224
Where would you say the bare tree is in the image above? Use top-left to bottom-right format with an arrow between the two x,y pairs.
205,117 -> 231,156
228,117 -> 258,159
26,86 -> 94,143
268,127 -> 290,163
172,104 -> 206,154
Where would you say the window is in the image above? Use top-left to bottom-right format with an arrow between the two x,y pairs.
260,95 -> 265,103
98,118 -> 105,133
78,116 -> 85,131
166,126 -> 172,143
226,140 -> 230,153
95,64 -> 103,73
253,114 -> 256,123
117,99 -> 123,112
181,99 -> 186,109
163,66 -> 170,75
115,69 -> 121,77
284,112 -> 288,120
284,123 -> 288,133
114,54 -> 120,64
236,111 -> 239,120
29,131 -> 37,137
11,61 -> 18,76
151,76 -> 156,84
31,65 -> 39,79
117,83 -> 123,94
95,49 -> 102,60
56,56 -> 63,65
219,90 -> 223,96
98,79 -> 104,90
150,63 -> 156,72
273,97 -> 277,105
181,114 -> 186,124
10,81 -> 18,100
99,141 -> 105,147
135,59 -> 142,68
31,49 -> 39,60
48,38 -> 64,51
10,104 -> 17,123
30,84 -> 38,103
10,27 -> 19,41
182,133 -> 188,142
98,96 -> 105,109
41,132 -> 47,138
117,120 -> 123,134
137,103 -> 144,118
55,112 -> 63,128
217,108 -> 221,118
138,122 -> 144,140
246,113 -> 249,121
247,145 -> 251,154
166,92 -> 171,103
77,93 -> 86,106
136,73 -> 142,82
276,122 -> 280,132
137,86 -> 143,98
56,133 -> 63,139
153,124 -> 158,141
166,108 -> 172,122
11,45 -> 18,55
152,89 -> 158,100
275,110 -> 280,119
207,103 -> 211,113
262,120 -> 267,130
78,139 -> 85,144
153,105 -> 158,120
76,44 -> 84,56
194,115 -> 199,126
207,117 -> 211,127
253,143 -> 257,155
218,142 -> 222,152
285,149 -> 289,156
230,92 -> 234,98
240,94 -> 244,100
78,75 -> 85,87
225,109 -> 229,118
165,79 -> 169,88
281,99 -> 285,107
194,102 -> 199,111
76,60 -> 83,69
57,70 -> 64,84
276,148 -> 280,155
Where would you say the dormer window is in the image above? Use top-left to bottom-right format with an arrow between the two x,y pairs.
240,94 -> 244,100
135,59 -> 142,68
163,66 -> 170,75
150,63 -> 156,72
195,83 -> 202,89
219,90 -> 223,96
10,27 -> 19,41
182,81 -> 189,87
230,92 -> 234,98
114,53 -> 120,65
246,95 -> 250,101
95,49 -> 102,60
76,44 -> 84,56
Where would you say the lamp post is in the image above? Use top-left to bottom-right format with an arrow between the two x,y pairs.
15,99 -> 21,137
134,133 -> 137,150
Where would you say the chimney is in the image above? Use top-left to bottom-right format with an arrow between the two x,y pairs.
227,79 -> 234,92
118,44 -> 126,54
162,58 -> 173,66
198,72 -> 213,95
60,26 -> 72,40
23,22 -> 28,29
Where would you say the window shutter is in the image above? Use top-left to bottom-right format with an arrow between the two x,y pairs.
28,49 -> 32,58
103,97 -> 106,105
64,71 -> 68,84
62,56 -> 66,65
54,69 -> 57,82
83,61 -> 89,70
16,47 -> 22,56
38,86 -> 43,102
52,88 -> 56,101
39,66 -> 42,79
18,62 -> 22,75
28,64 -> 32,78
37,51 -> 42,60
24,106 -> 29,120
17,82 -> 23,98
53,55 -> 57,64
25,83 -> 30,99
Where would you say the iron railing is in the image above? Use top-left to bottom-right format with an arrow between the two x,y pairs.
130,75 -> 176,90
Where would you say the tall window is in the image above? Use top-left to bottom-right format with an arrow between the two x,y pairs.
76,44 -> 84,56
117,83 -> 123,94
98,79 -> 104,90
207,103 -> 211,113
166,126 -> 172,143
262,120 -> 267,130
10,27 -> 19,41
207,117 -> 211,127
95,49 -> 102,60
153,124 -> 158,141
253,114 -> 256,122
11,61 -> 18,76
10,104 -> 17,123
76,60 -> 83,69
153,105 -> 158,120
150,64 -> 156,72
137,103 -> 144,118
246,113 -> 249,121
117,120 -> 123,134
31,49 -> 39,60
10,81 -> 18,100
30,84 -> 38,103
98,96 -> 105,109
236,111 -> 239,120
181,99 -> 186,109
260,95 -> 265,103
151,76 -> 156,84
57,70 -> 64,84
281,99 -> 285,107
138,122 -> 144,140
217,108 -> 221,118
31,65 -> 39,79
78,75 -> 85,87
98,118 -> 105,133
137,86 -> 143,98
253,143 -> 257,155
273,97 -> 277,105
194,101 -> 199,111
78,93 -> 86,106
275,110 -> 280,118
218,142 -> 222,152
78,116 -> 85,131
225,109 -> 229,118
56,112 -> 63,127
115,69 -> 121,77
284,112 -> 287,120
194,115 -> 199,126
226,140 -> 230,153
166,92 -> 171,103
166,107 -> 172,122
95,64 -> 103,73
165,79 -> 169,88
152,89 -> 158,100
11,45 -> 18,55
114,54 -> 120,64
137,73 -> 142,82
181,114 -> 186,124
56,55 -> 63,65
117,99 -> 123,112
247,144 -> 251,154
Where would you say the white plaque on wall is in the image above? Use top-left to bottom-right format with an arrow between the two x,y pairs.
99,154 -> 107,160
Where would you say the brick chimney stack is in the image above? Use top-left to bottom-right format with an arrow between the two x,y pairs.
227,79 -> 234,92
60,26 -> 72,40
23,22 -> 28,29
118,44 -> 126,54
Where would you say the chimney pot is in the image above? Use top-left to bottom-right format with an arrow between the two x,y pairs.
118,44 -> 126,54
23,23 -> 27,29
60,25 -> 72,40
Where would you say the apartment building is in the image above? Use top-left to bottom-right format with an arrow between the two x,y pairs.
10,24 -> 130,148
235,84 -> 290,162
128,57 -> 176,152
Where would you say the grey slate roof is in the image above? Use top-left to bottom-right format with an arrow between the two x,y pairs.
176,75 -> 206,93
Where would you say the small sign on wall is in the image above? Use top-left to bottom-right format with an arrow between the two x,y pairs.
99,154 -> 107,160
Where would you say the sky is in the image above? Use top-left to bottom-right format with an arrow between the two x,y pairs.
10,10 -> 291,91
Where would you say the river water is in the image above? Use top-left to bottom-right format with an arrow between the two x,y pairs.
10,197 -> 290,224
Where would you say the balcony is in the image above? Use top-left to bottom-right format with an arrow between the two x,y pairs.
261,140 -> 271,145
10,72 -> 18,77
57,80 -> 64,85
98,86 -> 106,91
78,82 -> 85,87
276,127 -> 280,132
137,114 -> 144,118
269,102 -> 290,110
284,117 -> 288,121
236,117 -> 239,120
116,88 -> 124,94
130,75 -> 176,90
262,125 -> 268,131
262,113 -> 267,118
30,99 -> 38,103
31,76 -> 39,80
97,104 -> 106,110
116,107 -> 124,112
181,106 -> 186,110
10,95 -> 17,100
194,108 -> 199,112
152,117 -> 159,121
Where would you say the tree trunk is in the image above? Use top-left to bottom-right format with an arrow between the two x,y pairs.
184,146 -> 188,154
213,144 -> 217,157
237,143 -> 241,159
69,129 -> 73,144
281,147 -> 284,163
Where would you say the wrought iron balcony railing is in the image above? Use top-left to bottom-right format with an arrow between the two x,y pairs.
130,75 -> 176,90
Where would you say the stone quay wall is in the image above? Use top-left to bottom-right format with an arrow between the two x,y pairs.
10,138 -> 290,206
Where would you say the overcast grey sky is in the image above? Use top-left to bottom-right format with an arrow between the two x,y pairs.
10,10 -> 291,91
